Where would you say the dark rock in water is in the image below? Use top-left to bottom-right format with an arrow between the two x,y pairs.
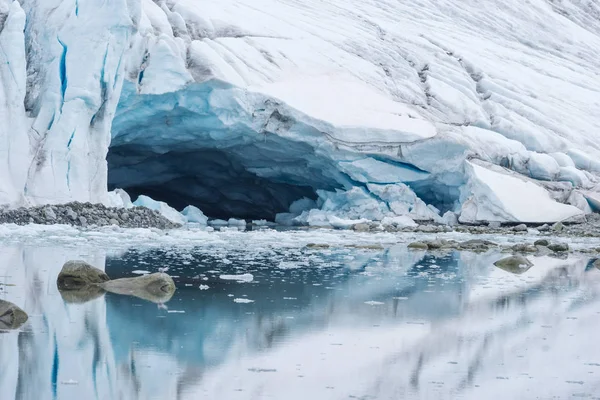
547,243 -> 569,252
57,260 -> 110,290
458,239 -> 496,252
513,224 -> 528,232
100,273 -> 176,303
59,284 -> 106,304
0,300 -> 28,330
537,224 -> 550,232
494,255 -> 534,274
57,261 -> 176,304
534,239 -> 549,246
511,243 -> 538,253
407,242 -> 429,250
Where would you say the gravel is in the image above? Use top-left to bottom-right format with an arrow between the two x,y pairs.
0,202 -> 181,229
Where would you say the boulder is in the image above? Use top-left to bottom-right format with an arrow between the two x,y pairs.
547,243 -> 569,252
407,242 -> 429,250
511,243 -> 538,253
534,239 -> 549,246
513,224 -> 528,232
0,300 -> 28,330
100,273 -> 176,303
494,255 -> 534,274
57,260 -> 110,290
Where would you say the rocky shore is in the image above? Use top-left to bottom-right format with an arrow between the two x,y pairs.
0,202 -> 181,229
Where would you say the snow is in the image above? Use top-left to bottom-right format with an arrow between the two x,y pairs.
460,161 -> 583,223
0,0 -> 599,224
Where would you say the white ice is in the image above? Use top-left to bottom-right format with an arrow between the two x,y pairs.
0,0 -> 600,224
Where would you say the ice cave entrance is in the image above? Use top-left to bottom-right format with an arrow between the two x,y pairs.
107,145 -> 330,220
107,82 -> 345,220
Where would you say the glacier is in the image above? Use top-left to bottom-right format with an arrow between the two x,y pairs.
1,0 -> 600,224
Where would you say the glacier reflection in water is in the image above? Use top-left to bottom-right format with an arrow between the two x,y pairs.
1,243 -> 600,399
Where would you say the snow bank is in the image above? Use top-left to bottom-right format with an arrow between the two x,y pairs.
460,162 -> 583,223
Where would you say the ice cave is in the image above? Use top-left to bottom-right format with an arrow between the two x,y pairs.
1,0 -> 599,225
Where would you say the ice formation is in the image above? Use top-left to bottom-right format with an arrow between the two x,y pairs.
1,0 -> 600,224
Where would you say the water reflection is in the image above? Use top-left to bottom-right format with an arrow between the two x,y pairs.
0,243 -> 599,399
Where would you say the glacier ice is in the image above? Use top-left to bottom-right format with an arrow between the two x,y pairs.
181,205 -> 208,225
0,0 -> 599,224
133,194 -> 186,224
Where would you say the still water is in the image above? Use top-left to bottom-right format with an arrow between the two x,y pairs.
1,234 -> 600,399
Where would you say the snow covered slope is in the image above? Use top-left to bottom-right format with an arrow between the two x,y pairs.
2,0 -> 600,223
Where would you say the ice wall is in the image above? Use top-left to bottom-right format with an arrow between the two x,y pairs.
1,0 -> 600,222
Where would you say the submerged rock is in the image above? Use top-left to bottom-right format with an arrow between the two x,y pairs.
494,255 -> 534,274
0,300 -> 28,330
534,239 -> 550,246
100,273 -> 176,303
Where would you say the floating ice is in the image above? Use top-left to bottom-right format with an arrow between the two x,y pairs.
181,205 -> 208,225
220,273 -> 254,283
233,298 -> 255,304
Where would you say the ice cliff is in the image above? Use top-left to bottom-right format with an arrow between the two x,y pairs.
1,0 -> 600,224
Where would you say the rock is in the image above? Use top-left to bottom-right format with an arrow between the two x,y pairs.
408,242 -> 429,250
426,239 -> 446,249
43,206 -> 57,220
547,243 -> 569,252
416,225 -> 440,233
66,209 -> 78,220
120,212 -> 129,220
109,218 -> 119,226
352,223 -> 370,232
0,300 -> 28,330
488,221 -> 501,229
306,243 -> 330,249
552,222 -> 564,232
594,259 -> 600,270
511,243 -> 538,253
100,273 -> 176,303
57,260 -> 110,290
494,255 -> 534,274
538,224 -> 550,232
461,239 -> 496,247
78,216 -> 87,226
59,285 -> 106,304
513,224 -> 528,232
534,239 -> 549,246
